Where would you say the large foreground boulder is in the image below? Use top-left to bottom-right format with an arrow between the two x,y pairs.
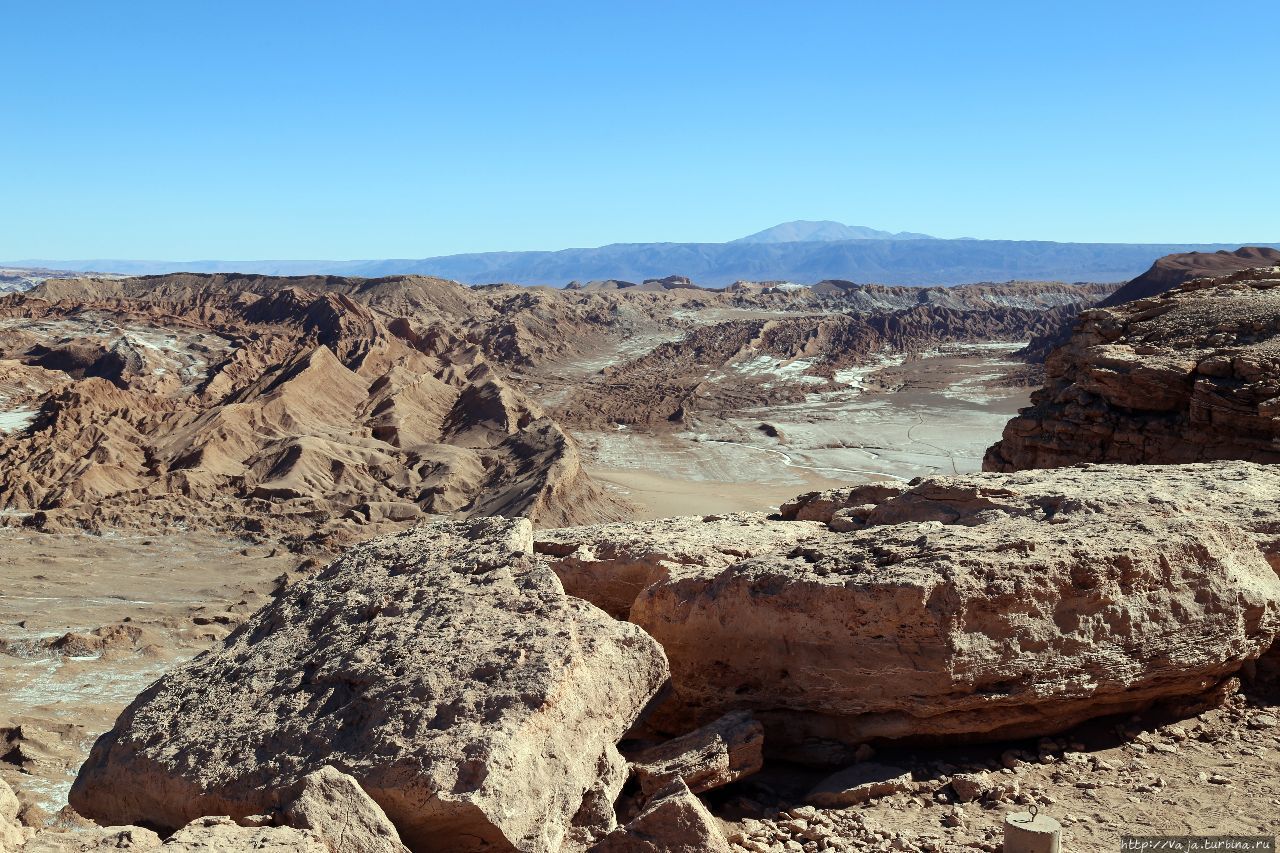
541,464 -> 1280,762
70,518 -> 669,853
639,516 -> 1279,756
535,513 -> 832,620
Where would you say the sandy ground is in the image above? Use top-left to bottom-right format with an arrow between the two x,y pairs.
717,668 -> 1280,852
588,466 -> 845,520
579,345 -> 1030,518
0,530 -> 299,819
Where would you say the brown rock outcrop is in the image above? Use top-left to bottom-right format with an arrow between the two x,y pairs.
70,518 -> 670,853
587,780 -> 731,853
986,267 -> 1280,471
541,463 -> 1280,761
628,711 -> 764,797
1018,249 -> 1279,362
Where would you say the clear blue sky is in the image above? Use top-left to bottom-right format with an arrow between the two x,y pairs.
4,1 -> 1278,259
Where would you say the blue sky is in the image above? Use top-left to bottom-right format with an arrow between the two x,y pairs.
3,1 -> 1278,259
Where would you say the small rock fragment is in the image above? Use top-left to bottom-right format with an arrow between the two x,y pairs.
630,711 -> 764,796
806,763 -> 913,808
589,779 -> 731,852
281,766 -> 410,853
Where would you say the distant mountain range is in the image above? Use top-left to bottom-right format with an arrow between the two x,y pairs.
8,221 -> 1276,287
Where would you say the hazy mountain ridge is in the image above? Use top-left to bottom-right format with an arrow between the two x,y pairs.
9,221 -> 1276,286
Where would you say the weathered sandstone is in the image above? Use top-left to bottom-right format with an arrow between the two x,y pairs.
641,516 -> 1278,757
281,766 -> 410,853
806,763 -> 914,808
1,778 -> 24,851
781,461 -> 1280,566
11,769 -> 410,852
543,463 -> 1280,761
587,780 -> 731,853
161,817 -> 327,851
12,819 -> 326,853
70,518 -> 670,852
17,826 -> 164,852
628,711 -> 764,796
535,514 -> 835,619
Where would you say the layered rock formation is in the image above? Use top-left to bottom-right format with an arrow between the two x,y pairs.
558,290 -> 1108,430
986,267 -> 1280,471
70,518 -> 669,852
540,462 -> 1280,762
0,276 -> 623,544
0,271 -> 1115,544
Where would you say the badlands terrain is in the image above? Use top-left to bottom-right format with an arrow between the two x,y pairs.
2,250 -> 1280,851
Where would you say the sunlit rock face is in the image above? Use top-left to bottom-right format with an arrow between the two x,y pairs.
986,267 -> 1280,471
70,518 -> 669,853
542,463 -> 1280,763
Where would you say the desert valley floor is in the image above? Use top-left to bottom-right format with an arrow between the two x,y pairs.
565,344 -> 1030,518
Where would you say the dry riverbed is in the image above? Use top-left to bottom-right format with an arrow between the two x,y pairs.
578,344 -> 1032,518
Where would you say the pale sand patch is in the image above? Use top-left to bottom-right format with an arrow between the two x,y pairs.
586,466 -> 848,519
0,530 -> 300,817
